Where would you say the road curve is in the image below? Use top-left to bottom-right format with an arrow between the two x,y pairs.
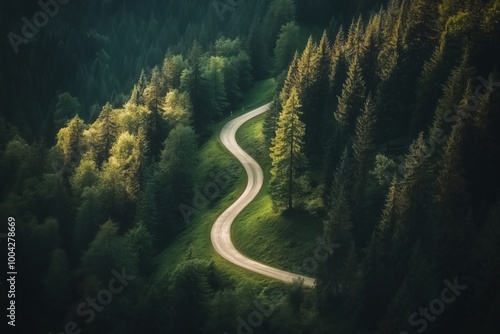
210,103 -> 316,288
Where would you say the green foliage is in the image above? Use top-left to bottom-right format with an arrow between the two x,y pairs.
335,56 -> 366,129
89,102 -> 119,166
43,248 -> 71,321
53,93 -> 81,130
70,159 -> 100,198
162,55 -> 187,91
266,0 -> 297,51
352,95 -> 377,196
270,88 -> 308,210
169,259 -> 213,333
163,89 -> 193,128
81,220 -> 138,282
370,154 -> 397,186
3,1 -> 500,333
274,22 -> 302,73
124,222 -> 155,275
55,115 -> 87,172
73,186 -> 104,254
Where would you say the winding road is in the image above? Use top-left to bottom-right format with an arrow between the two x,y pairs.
210,103 -> 316,288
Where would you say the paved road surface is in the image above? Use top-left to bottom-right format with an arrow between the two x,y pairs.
210,103 -> 316,288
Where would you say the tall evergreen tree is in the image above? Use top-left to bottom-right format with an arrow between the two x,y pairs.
162,55 -> 186,92
144,66 -> 167,156
93,102 -> 118,166
335,56 -> 366,131
270,88 -> 308,211
279,52 -> 300,104
181,41 -> 212,138
352,94 -> 377,201
296,37 -> 320,158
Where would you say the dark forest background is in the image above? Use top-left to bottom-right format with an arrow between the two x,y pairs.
1,0 -> 499,333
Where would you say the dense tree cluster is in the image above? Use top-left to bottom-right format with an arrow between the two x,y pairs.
266,0 -> 500,332
0,29 -> 257,334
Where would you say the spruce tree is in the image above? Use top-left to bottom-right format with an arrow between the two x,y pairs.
270,88 -> 308,211
145,66 -> 167,155
181,41 -> 212,138
352,94 -> 376,201
335,55 -> 366,130
296,37 -> 320,157
377,0 -> 403,82
279,51 -> 300,104
93,102 -> 118,166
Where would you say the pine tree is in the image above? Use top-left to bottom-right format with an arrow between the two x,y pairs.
410,45 -> 445,137
203,56 -> 229,118
162,55 -> 186,91
270,88 -> 308,211
81,219 -> 138,282
318,149 -> 357,306
263,98 -> 281,145
352,95 -> 376,200
268,50 -> 299,143
403,0 -> 438,57
396,133 -> 432,241
73,186 -> 104,254
296,37 -> 320,157
100,156 -> 128,220
329,26 -> 346,92
128,69 -> 148,106
436,120 -> 467,226
93,102 -> 118,166
297,37 -> 319,99
181,41 -> 212,137
345,16 -> 364,64
145,66 -> 167,155
360,12 -> 382,89
377,0 -> 404,82
322,27 -> 348,161
438,0 -> 465,31
315,30 -> 335,159
335,56 -> 366,130
279,51 -> 300,104
429,51 -> 474,146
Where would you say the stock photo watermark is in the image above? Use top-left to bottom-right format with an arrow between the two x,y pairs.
178,168 -> 233,224
5,217 -> 16,327
7,0 -> 71,54
400,277 -> 468,334
291,236 -> 341,275
48,267 -> 135,334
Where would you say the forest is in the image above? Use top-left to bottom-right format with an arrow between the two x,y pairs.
1,0 -> 499,333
